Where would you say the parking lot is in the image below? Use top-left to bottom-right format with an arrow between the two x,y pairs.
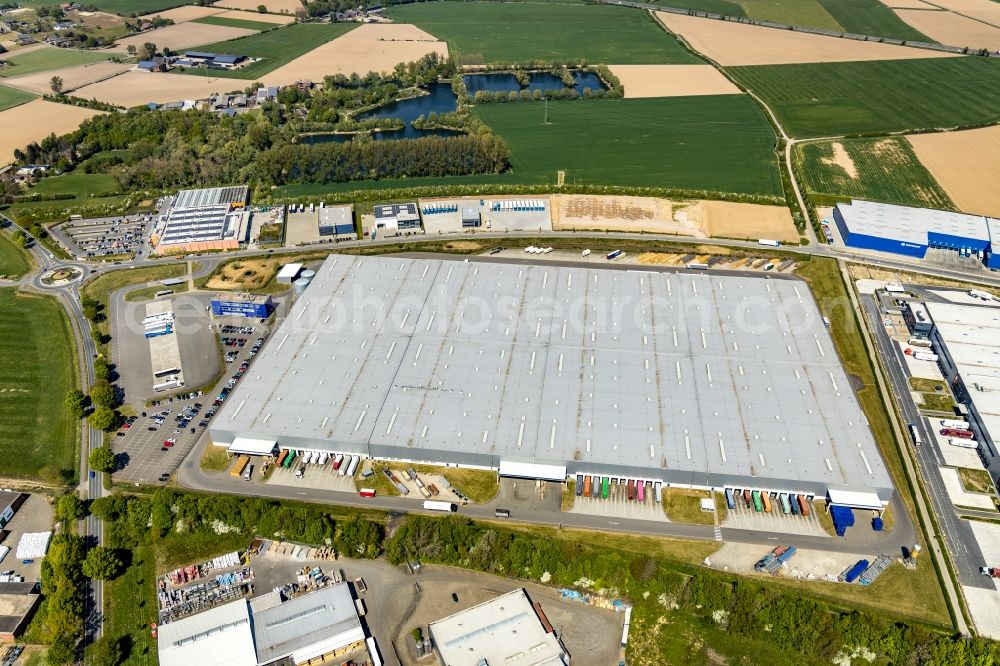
54,214 -> 152,259
114,293 -> 221,402
114,321 -> 270,484
568,481 -> 668,523
724,496 -> 830,537
0,494 -> 53,583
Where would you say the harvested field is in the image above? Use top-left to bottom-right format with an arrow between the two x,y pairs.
109,22 -> 257,53
214,9 -> 295,24
922,0 -> 1000,24
73,70 -> 248,106
0,46 -> 110,79
138,5 -> 224,22
879,0 -> 934,8
2,60 -> 131,94
892,8 -> 1000,50
656,12 -> 955,64
262,23 -> 448,83
608,64 -> 740,98
908,125 -> 1000,217
551,194 -> 700,235
0,99 -> 102,163
216,0 -> 304,13
695,200 -> 799,241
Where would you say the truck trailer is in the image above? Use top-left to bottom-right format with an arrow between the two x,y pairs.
423,500 -> 457,512
941,419 -> 971,430
230,455 -> 248,478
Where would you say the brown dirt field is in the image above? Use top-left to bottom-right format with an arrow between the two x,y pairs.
608,64 -> 740,98
109,22 -> 257,53
216,0 -> 305,14
213,9 -> 296,24
0,99 -> 103,165
695,200 -> 799,242
551,194 -> 703,236
74,70 -> 249,106
71,10 -> 125,29
908,125 -> 1000,217
2,61 -> 131,94
139,5 -> 225,22
879,0 -> 935,8
261,23 -> 447,83
205,258 -> 281,290
921,0 -> 1000,24
822,142 -> 859,179
892,8 -> 1000,49
656,12 -> 956,65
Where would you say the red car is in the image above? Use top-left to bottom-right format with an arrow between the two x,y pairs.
163,438 -> 176,448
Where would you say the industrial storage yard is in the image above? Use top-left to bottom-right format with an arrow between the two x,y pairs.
210,254 -> 893,504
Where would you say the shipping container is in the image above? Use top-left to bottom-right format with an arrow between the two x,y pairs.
230,455 -> 249,478
725,488 -> 735,510
576,474 -> 584,496
584,476 -> 592,498
743,489 -> 751,507
602,476 -> 609,499
276,450 -> 288,468
627,479 -> 636,500
359,488 -> 376,498
655,482 -> 663,503
789,493 -> 799,515
333,453 -> 344,469
637,481 -> 645,502
761,492 -> 772,513
779,493 -> 791,514
751,490 -> 763,512
798,494 -> 810,516
347,455 -> 360,476
340,455 -> 354,476
423,500 -> 457,512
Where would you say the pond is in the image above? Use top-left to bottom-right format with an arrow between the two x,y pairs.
463,70 -> 607,95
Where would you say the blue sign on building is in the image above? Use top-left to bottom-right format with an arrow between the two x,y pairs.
210,295 -> 272,318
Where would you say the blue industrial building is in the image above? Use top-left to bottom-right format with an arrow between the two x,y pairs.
834,200 -> 999,265
210,294 -> 272,318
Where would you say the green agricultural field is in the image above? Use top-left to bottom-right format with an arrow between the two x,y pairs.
28,173 -> 121,199
0,231 -> 31,278
474,96 -> 782,195
385,2 -> 702,64
0,48 -> 110,79
180,23 -> 357,79
729,57 -> 1000,138
0,85 -> 36,112
11,0 -> 186,14
738,0 -> 841,31
795,137 -> 954,208
646,0 -> 748,16
0,288 -> 77,481
814,0 -> 932,41
193,15 -> 281,32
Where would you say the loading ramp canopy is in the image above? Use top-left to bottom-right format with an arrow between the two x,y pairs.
827,489 -> 883,510
499,460 -> 566,482
227,437 -> 277,457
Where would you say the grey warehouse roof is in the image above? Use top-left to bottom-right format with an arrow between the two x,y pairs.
837,200 -> 992,244
211,255 -> 892,495
174,185 -> 249,209
252,583 -> 363,664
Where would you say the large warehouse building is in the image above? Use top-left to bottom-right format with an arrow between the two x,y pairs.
210,255 -> 894,504
923,302 -> 1000,488
834,200 -> 1000,267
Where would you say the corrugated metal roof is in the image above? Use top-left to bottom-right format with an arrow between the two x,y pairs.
211,255 -> 892,494
158,600 -> 256,666
837,200 -> 990,245
252,583 -> 363,664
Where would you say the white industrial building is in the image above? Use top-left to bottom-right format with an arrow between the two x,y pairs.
158,583 -> 369,666
429,589 -> 567,666
372,202 -> 421,232
210,255 -> 895,505
924,302 -> 1000,489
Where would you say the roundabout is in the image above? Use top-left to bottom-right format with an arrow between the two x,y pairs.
39,266 -> 83,287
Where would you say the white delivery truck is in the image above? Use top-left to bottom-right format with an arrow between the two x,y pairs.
423,500 -> 458,512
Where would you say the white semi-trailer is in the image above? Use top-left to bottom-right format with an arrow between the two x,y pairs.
423,500 -> 458,512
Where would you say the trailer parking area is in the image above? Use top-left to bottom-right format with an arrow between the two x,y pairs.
707,542 -> 873,582
568,480 -> 668,523
723,497 -> 830,537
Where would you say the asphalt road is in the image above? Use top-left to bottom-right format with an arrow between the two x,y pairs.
861,293 -> 991,589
